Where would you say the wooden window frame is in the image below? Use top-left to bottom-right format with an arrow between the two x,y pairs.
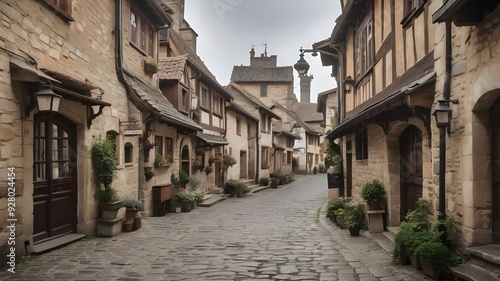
355,129 -> 368,160
154,136 -> 163,157
41,0 -> 74,21
165,137 -> 173,159
213,93 -> 223,117
401,0 -> 427,27
201,85 -> 210,109
355,16 -> 374,80
130,5 -> 156,57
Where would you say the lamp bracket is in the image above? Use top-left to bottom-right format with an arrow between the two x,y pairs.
87,104 -> 105,129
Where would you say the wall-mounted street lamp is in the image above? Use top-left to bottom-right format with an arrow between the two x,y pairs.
343,76 -> 354,93
432,98 -> 452,221
35,85 -> 62,112
191,94 -> 199,111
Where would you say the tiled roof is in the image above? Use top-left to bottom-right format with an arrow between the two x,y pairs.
123,74 -> 202,131
225,82 -> 281,120
293,102 -> 323,122
158,55 -> 188,81
272,103 -> 321,135
230,66 -> 293,83
168,31 -> 232,100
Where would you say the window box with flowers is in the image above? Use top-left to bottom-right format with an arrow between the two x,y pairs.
144,56 -> 160,76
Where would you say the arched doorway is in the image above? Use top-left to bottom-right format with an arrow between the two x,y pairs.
491,98 -> 500,243
33,113 -> 77,243
399,125 -> 423,221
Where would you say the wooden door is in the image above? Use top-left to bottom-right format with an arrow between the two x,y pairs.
399,125 -> 423,221
491,98 -> 500,243
240,150 -> 247,179
33,114 -> 77,243
346,153 -> 352,197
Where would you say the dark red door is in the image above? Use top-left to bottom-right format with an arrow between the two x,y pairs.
491,98 -> 500,243
399,125 -> 423,221
33,114 -> 77,243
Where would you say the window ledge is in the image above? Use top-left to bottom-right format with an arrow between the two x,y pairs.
125,162 -> 134,167
401,3 -> 426,28
40,0 -> 74,22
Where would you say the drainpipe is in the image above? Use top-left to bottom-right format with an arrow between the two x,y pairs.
437,19 -> 452,221
255,116 -> 260,184
115,0 -> 145,207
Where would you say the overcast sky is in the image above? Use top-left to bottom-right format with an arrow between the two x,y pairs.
184,0 -> 342,103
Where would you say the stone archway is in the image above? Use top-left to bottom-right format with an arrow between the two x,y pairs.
385,118 -> 429,227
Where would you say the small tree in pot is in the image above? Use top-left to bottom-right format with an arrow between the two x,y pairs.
361,179 -> 386,210
91,135 -> 121,219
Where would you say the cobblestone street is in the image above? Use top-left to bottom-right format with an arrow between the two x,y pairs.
0,175 -> 430,280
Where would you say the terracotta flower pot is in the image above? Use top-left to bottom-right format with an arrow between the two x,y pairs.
122,219 -> 134,232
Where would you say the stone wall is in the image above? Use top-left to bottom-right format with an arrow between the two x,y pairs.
433,7 -> 500,247
0,0 -> 147,259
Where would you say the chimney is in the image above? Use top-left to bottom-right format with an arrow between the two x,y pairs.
250,47 -> 255,58
299,74 -> 313,103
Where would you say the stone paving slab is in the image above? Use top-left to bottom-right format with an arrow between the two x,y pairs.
0,175 -> 433,281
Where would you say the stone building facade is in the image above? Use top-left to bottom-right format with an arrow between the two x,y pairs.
318,0 -> 500,250
230,49 -> 297,109
320,0 -> 438,228
0,0 -> 209,262
432,1 -> 500,246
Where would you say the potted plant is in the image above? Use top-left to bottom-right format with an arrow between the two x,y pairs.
414,237 -> 452,279
361,179 -> 386,210
144,167 -> 154,180
122,198 -> 142,220
393,199 -> 429,267
235,181 -> 251,198
144,56 -> 160,75
154,154 -> 169,167
91,135 -> 121,219
223,154 -> 237,170
122,218 -> 134,232
224,179 -> 238,197
327,197 -> 347,221
175,191 -> 192,212
192,190 -> 204,204
269,171 -> 280,188
205,166 -> 213,175
344,201 -> 365,236
259,177 -> 270,187
334,208 -> 345,228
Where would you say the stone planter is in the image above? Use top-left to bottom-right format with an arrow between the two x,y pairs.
366,210 -> 385,233
100,201 -> 122,220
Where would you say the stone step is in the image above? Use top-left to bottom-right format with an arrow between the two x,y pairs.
384,228 -> 397,243
32,233 -> 86,253
450,264 -> 500,281
249,184 -> 268,193
465,245 -> 500,278
363,231 -> 394,254
198,194 -> 225,207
